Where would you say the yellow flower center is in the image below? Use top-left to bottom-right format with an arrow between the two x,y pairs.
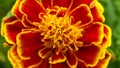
38,6 -> 83,52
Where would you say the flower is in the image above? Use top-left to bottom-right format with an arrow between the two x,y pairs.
1,0 -> 112,68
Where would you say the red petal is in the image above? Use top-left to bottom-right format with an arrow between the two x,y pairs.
21,16 -> 36,27
70,4 -> 93,26
49,50 -> 66,64
38,47 -> 52,59
77,60 -> 88,68
51,62 -> 69,68
90,1 -> 105,22
101,25 -> 111,48
104,25 -> 111,38
41,0 -> 52,8
20,0 -> 45,22
52,0 -> 72,8
4,20 -> 24,44
16,30 -> 43,59
8,46 -> 21,67
71,0 -> 93,10
19,53 -> 42,68
66,50 -> 77,68
75,45 -> 101,67
1,16 -> 17,36
78,22 -> 104,45
12,0 -> 23,19
34,59 -> 50,68
91,52 -> 111,68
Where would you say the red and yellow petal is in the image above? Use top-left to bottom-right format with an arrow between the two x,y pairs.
52,0 -> 73,9
19,0 -> 45,22
101,25 -> 112,48
90,1 -> 105,22
4,20 -> 24,44
49,50 -> 66,64
71,0 -> 93,10
70,4 -> 93,26
92,52 -> 111,68
78,22 -> 104,45
66,50 -> 77,68
50,62 -> 69,68
16,30 -> 43,59
41,0 -> 52,8
32,59 -> 50,68
77,60 -> 88,68
12,0 -> 23,19
18,53 -> 42,68
38,47 -> 52,59
75,45 -> 101,67
8,46 -> 21,67
1,16 -> 17,36
21,15 -> 36,27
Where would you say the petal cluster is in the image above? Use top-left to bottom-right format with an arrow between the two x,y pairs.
1,0 -> 112,68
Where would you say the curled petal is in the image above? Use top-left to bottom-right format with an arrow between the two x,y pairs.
77,60 -> 88,68
18,53 -> 42,68
49,50 -> 66,64
21,16 -> 36,27
101,25 -> 112,48
38,47 -> 52,59
12,0 -> 23,19
52,0 -> 73,9
50,62 -> 69,68
4,20 -> 24,44
41,0 -> 52,8
78,22 -> 104,45
1,16 -> 17,36
90,1 -> 105,22
70,4 -> 93,26
19,0 -> 45,22
8,46 -> 21,68
32,59 -> 50,68
71,0 -> 93,10
16,30 -> 43,59
66,50 -> 77,68
75,45 -> 101,67
91,52 -> 111,68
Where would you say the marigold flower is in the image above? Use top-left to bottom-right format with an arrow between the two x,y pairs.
1,0 -> 112,68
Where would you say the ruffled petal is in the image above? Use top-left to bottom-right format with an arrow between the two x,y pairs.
51,62 -> 69,68
77,60 -> 88,68
18,53 -> 42,68
78,22 -> 104,45
90,1 -> 105,22
52,0 -> 73,8
1,16 -> 17,36
66,50 -> 77,68
41,0 -> 52,8
16,30 -> 43,59
91,52 -> 111,68
33,59 -> 50,68
8,46 -> 21,68
12,0 -> 23,19
20,0 -> 45,22
70,4 -> 93,26
75,45 -> 101,67
71,0 -> 93,10
101,25 -> 112,48
4,20 -> 24,44
38,47 -> 52,59
49,50 -> 66,64
21,15 -> 36,27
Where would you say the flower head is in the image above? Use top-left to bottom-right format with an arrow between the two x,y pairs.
1,0 -> 112,68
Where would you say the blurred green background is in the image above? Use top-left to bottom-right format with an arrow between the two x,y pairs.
0,0 -> 120,68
